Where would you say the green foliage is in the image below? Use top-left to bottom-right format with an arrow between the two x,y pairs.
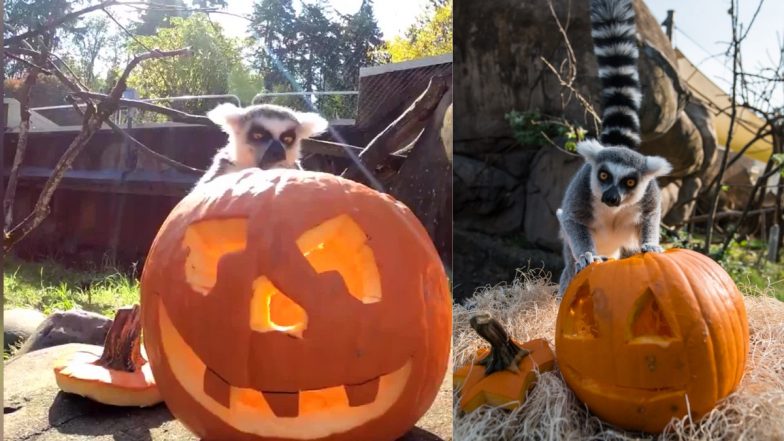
505,110 -> 586,151
127,14 -> 245,114
381,0 -> 452,63
249,0 -> 382,118
228,66 -> 265,106
3,258 -> 140,316
667,232 -> 784,301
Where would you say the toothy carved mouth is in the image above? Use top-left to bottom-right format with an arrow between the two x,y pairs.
204,364 -> 389,418
157,298 -> 412,439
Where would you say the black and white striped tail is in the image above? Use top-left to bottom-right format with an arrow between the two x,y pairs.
590,0 -> 641,149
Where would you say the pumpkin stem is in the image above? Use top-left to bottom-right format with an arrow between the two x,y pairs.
96,304 -> 143,372
470,313 -> 529,375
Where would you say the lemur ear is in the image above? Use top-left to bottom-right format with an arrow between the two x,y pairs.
296,112 -> 329,138
575,139 -> 604,163
645,155 -> 673,177
207,103 -> 243,132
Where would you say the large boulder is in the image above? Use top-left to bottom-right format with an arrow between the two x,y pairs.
454,154 -> 526,235
454,0 -> 684,144
4,308 -> 46,352
453,228 -> 563,302
524,147 -> 583,252
640,110 -> 703,178
14,309 -> 112,357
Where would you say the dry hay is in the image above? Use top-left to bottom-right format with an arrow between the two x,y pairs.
453,270 -> 784,441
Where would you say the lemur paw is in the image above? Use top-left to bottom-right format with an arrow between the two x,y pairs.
575,252 -> 608,272
641,244 -> 664,253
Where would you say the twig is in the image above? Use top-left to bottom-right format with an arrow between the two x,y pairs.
70,92 -> 213,126
4,0 -> 120,46
67,98 -> 204,174
3,46 -> 49,232
540,0 -> 601,134
4,48 -> 191,250
705,0 -> 742,254
3,51 -> 51,74
102,7 -> 153,53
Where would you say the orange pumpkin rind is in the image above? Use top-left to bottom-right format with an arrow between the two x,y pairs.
53,305 -> 162,407
555,248 -> 749,433
454,313 -> 556,413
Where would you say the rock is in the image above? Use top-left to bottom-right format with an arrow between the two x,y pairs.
664,175 -> 702,227
640,111 -> 703,178
4,343 -> 190,441
524,147 -> 583,252
685,99 -> 719,179
453,228 -> 563,302
454,154 -> 525,235
14,309 -> 112,357
4,308 -> 46,352
454,0 -> 682,143
3,343 -> 453,441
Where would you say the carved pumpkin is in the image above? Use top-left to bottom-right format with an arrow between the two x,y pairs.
454,314 -> 555,412
556,248 -> 749,433
54,305 -> 161,407
140,169 -> 451,441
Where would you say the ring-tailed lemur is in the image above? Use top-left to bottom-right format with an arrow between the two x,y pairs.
196,103 -> 328,187
556,0 -> 672,295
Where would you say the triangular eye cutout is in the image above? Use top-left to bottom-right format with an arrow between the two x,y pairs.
630,289 -> 674,339
563,282 -> 598,338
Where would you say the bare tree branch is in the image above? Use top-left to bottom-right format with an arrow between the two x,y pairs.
4,48 -> 191,250
70,92 -> 213,126
4,0 -> 120,46
3,46 -> 49,232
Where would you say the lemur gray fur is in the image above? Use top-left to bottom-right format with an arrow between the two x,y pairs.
196,103 -> 328,187
556,0 -> 673,296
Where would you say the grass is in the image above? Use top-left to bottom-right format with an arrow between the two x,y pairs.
3,257 -> 140,317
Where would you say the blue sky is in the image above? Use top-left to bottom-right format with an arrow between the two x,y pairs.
646,0 -> 783,103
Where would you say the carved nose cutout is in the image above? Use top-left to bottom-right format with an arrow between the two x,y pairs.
629,289 -> 675,344
250,277 -> 307,338
183,218 -> 248,295
296,214 -> 382,304
563,282 -> 598,338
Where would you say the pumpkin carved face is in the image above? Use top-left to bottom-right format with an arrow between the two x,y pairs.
555,249 -> 749,433
141,169 -> 451,441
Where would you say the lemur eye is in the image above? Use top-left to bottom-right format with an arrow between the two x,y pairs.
251,132 -> 265,140
599,171 -> 609,181
626,178 -> 637,188
281,135 -> 294,144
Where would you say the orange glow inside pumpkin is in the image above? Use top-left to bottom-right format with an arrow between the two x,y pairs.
157,296 -> 412,438
249,277 -> 308,338
296,214 -> 382,304
563,283 -> 598,338
183,218 -> 248,295
629,289 -> 675,344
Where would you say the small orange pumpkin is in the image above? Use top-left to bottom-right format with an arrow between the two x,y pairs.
53,305 -> 161,407
555,248 -> 749,433
140,169 -> 451,441
454,313 -> 555,412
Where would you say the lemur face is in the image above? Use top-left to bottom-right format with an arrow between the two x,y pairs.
576,139 -> 672,208
207,103 -> 329,170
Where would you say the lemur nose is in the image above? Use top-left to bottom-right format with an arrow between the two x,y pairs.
601,189 -> 621,207
259,140 -> 286,167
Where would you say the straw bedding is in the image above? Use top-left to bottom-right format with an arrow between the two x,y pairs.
453,270 -> 784,440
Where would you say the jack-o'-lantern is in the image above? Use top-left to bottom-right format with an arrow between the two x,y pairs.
140,169 -> 451,441
555,248 -> 749,433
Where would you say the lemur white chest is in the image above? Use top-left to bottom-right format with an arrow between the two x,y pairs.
589,201 -> 641,258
